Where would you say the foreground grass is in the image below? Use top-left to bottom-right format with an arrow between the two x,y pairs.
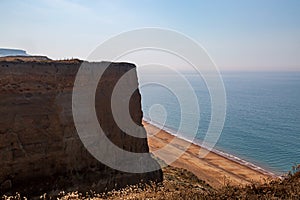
2,165 -> 300,200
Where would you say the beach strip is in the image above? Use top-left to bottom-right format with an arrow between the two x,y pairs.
143,121 -> 278,188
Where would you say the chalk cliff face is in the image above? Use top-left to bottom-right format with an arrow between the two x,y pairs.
0,57 -> 162,195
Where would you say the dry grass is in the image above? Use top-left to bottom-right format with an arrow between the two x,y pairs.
56,168 -> 300,200
54,166 -> 213,200
2,165 -> 300,200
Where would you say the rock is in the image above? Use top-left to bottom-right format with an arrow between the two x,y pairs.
0,57 -> 162,194
0,179 -> 12,191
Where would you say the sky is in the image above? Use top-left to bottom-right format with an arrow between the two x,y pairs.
0,0 -> 299,71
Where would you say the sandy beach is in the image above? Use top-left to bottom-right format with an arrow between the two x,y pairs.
143,121 -> 278,188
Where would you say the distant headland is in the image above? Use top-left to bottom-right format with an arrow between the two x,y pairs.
0,48 -> 30,57
0,48 -> 51,61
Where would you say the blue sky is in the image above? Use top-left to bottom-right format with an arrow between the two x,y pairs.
0,0 -> 299,71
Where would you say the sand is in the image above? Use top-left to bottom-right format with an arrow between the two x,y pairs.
143,121 -> 278,188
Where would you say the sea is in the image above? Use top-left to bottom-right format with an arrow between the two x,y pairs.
137,70 -> 300,176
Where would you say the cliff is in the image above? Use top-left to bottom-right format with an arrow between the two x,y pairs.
0,57 -> 162,195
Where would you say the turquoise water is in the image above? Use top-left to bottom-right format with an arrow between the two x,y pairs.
138,71 -> 300,175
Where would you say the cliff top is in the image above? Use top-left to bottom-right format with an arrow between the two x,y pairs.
0,56 -> 136,69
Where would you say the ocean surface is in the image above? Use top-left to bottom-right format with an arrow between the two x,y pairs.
137,71 -> 300,175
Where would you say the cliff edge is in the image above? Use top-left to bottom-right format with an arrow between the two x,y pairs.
0,57 -> 162,196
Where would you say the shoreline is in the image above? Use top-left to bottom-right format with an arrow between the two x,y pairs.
143,120 -> 280,187
144,118 -> 278,177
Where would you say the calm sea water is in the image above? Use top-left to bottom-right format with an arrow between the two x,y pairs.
138,71 -> 300,175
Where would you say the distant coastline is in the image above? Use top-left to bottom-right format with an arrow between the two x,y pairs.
0,48 -> 29,57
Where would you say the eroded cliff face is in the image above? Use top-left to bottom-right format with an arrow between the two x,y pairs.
0,58 -> 162,195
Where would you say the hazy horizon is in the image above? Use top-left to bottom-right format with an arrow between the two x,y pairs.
0,0 -> 299,71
